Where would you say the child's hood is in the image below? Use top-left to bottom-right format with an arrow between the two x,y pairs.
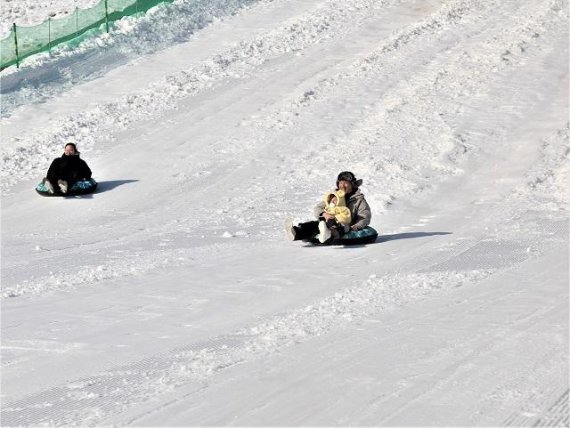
323,189 -> 347,206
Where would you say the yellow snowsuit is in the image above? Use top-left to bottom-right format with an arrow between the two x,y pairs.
322,189 -> 352,226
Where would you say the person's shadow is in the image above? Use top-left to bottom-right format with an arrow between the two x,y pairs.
95,180 -> 138,193
377,232 -> 452,242
61,180 -> 138,198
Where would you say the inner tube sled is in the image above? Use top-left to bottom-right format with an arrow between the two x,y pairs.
36,178 -> 98,196
308,226 -> 378,246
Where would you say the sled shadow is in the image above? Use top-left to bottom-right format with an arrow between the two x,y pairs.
302,232 -> 452,248
95,179 -> 139,193
377,231 -> 452,242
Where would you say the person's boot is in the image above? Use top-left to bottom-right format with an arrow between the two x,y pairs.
285,218 -> 297,241
58,180 -> 68,194
44,179 -> 55,194
318,221 -> 332,243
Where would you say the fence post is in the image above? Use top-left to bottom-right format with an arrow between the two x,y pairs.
75,7 -> 79,37
48,17 -> 52,52
104,0 -> 110,33
13,23 -> 19,68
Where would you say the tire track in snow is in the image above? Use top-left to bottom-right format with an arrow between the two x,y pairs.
502,386 -> 569,427
528,389 -> 570,427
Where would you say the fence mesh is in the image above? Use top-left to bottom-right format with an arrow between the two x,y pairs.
0,0 -> 174,69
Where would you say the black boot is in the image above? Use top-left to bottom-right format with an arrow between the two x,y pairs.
294,221 -> 320,241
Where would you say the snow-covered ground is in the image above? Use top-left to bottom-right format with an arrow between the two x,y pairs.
1,0 -> 569,425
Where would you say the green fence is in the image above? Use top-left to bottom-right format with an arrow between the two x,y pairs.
1,0 -> 174,69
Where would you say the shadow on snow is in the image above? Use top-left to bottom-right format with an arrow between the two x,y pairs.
302,231 -> 452,249
376,232 -> 452,242
95,179 -> 138,193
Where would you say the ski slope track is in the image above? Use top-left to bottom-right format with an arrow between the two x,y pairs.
1,0 -> 569,425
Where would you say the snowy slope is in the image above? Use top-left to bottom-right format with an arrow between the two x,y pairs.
1,0 -> 569,426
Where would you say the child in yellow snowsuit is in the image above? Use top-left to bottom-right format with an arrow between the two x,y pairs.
318,189 -> 352,243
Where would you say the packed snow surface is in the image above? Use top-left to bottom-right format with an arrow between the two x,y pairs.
1,0 -> 569,426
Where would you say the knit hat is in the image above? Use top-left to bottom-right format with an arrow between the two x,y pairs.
336,171 -> 362,188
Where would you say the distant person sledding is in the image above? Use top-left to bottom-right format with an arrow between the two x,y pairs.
285,171 -> 378,245
36,143 -> 97,196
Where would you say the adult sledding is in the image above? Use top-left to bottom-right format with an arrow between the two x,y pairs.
286,171 -> 378,246
36,143 -> 97,196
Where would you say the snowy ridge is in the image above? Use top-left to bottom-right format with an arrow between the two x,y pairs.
3,243 -> 198,299
0,269 -> 493,426
521,124 -> 570,205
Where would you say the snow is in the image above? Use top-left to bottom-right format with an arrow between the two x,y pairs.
0,0 -> 100,37
1,0 -> 569,425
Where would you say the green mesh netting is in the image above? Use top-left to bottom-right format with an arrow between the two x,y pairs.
109,0 -> 136,14
0,0 -> 174,69
1,28 -> 17,67
78,0 -> 107,31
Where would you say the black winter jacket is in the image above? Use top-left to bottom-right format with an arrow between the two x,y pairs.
47,154 -> 92,186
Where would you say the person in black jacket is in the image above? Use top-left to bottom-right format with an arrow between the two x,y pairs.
43,143 -> 92,194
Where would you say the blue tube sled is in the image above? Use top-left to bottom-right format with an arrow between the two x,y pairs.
308,226 -> 378,246
36,178 -> 98,196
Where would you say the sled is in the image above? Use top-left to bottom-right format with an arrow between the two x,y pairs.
36,178 -> 98,196
306,226 -> 378,246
